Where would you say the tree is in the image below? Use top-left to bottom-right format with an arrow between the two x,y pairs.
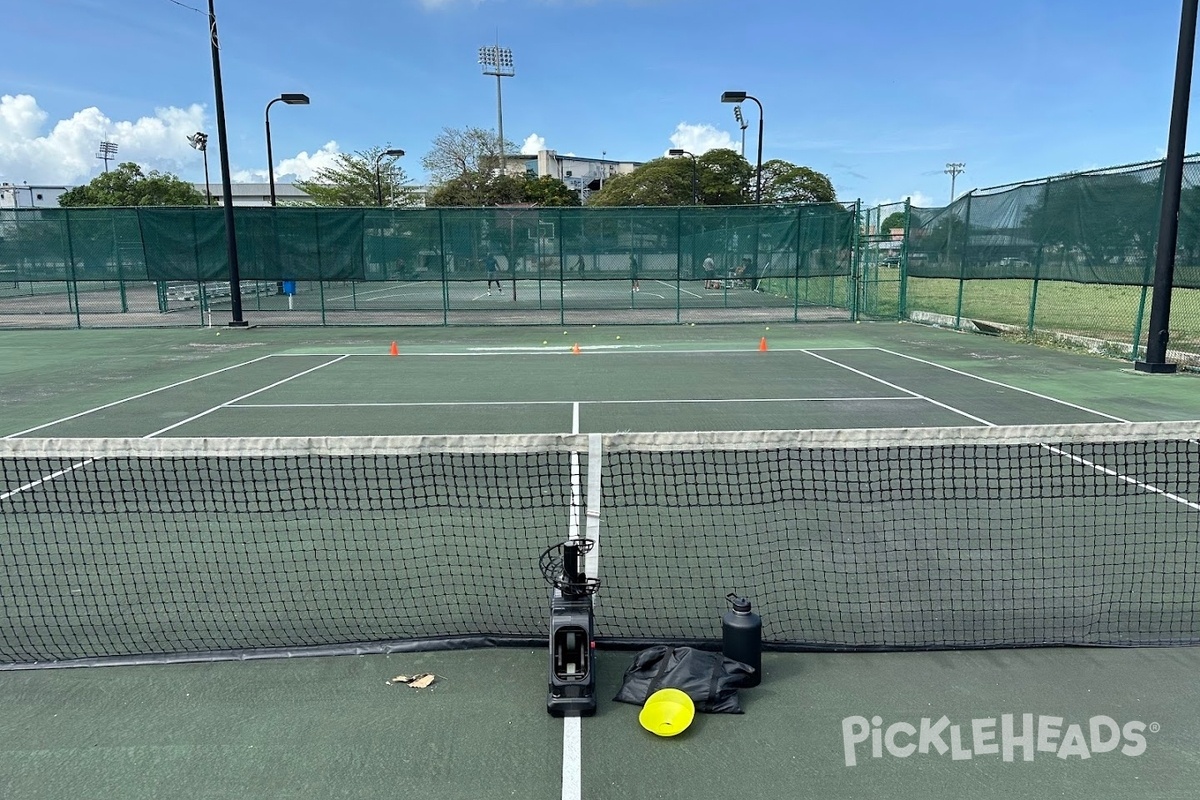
521,174 -> 581,207
587,158 -> 692,206
421,126 -> 532,207
58,162 -> 204,206
880,211 -> 907,235
588,150 -> 835,207
293,146 -> 416,207
697,148 -> 753,205
759,160 -> 836,203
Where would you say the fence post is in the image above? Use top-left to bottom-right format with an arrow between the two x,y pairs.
113,213 -> 128,313
438,209 -> 449,326
559,208 -> 567,326
793,206 -> 802,322
850,200 -> 862,321
62,210 -> 82,329
676,208 -> 683,324
1027,179 -> 1052,334
953,193 -> 973,329
899,198 -> 911,319
1131,163 -> 1169,360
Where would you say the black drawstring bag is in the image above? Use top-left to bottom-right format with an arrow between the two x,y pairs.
613,645 -> 755,714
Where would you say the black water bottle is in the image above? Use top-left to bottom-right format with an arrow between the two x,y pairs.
722,593 -> 762,687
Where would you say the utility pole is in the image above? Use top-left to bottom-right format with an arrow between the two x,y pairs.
945,162 -> 966,203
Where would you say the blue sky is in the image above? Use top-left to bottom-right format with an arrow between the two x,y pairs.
0,0 -> 1194,207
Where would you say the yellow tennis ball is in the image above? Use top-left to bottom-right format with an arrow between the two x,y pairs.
765,326 -> 770,331
542,340 -> 548,345
616,335 -> 621,340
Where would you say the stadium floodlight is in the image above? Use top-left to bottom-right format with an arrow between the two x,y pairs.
187,132 -> 212,207
721,91 -> 763,202
478,44 -> 515,171
733,105 -> 748,157
96,140 -> 119,173
668,149 -> 698,205
265,93 -> 311,207
374,148 -> 406,207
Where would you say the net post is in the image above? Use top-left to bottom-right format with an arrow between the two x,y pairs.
899,198 -> 911,319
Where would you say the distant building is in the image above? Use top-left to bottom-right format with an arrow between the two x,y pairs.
0,183 -> 68,208
504,151 -> 640,202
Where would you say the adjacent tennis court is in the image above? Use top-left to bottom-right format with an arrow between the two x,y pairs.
1,321 -> 1199,799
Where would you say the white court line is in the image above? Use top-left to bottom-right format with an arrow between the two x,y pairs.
1044,444 -> 1200,512
141,356 -> 350,438
871,347 -> 1132,423
0,458 -> 96,502
658,279 -> 703,299
4,353 -> 278,438
568,402 -> 581,541
322,282 -> 430,303
561,402 -> 584,800
801,350 -> 993,426
326,346 -> 875,357
809,349 -> 1200,513
229,396 -> 916,409
562,716 -> 582,800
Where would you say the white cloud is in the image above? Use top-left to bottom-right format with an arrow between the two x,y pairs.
521,133 -> 546,155
234,141 -> 344,183
873,191 -> 938,208
667,122 -> 737,156
0,93 -> 206,185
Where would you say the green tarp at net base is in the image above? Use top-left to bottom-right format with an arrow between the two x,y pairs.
0,204 -> 856,284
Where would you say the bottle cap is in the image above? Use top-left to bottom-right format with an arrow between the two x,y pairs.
726,592 -> 752,613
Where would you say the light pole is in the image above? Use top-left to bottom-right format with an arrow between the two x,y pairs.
945,162 -> 965,204
478,44 -> 515,173
733,105 -> 748,158
265,93 -> 310,207
1136,0 -> 1198,373
374,149 -> 405,207
187,132 -> 211,206
207,0 -> 248,326
668,148 -> 698,205
721,91 -> 763,203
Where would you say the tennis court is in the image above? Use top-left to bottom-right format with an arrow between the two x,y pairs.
2,321 -> 1199,799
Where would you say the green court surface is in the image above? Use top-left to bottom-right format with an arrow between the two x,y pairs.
2,321 -> 1199,799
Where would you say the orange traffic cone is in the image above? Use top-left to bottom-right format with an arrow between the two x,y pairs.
389,341 -> 399,356
759,337 -> 768,352
571,343 -> 582,355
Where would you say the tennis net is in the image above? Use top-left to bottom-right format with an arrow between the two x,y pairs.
1,422 -> 1198,667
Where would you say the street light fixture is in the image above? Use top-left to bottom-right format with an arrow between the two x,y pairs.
721,91 -> 763,203
374,148 -> 406,207
187,132 -> 211,206
668,148 -> 698,205
265,93 -> 310,207
733,105 -> 748,158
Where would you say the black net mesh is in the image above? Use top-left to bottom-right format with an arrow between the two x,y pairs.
1,425 -> 1197,666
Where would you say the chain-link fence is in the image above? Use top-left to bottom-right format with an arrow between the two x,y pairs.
4,157 -> 1200,365
0,205 -> 855,328
858,156 -> 1200,366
